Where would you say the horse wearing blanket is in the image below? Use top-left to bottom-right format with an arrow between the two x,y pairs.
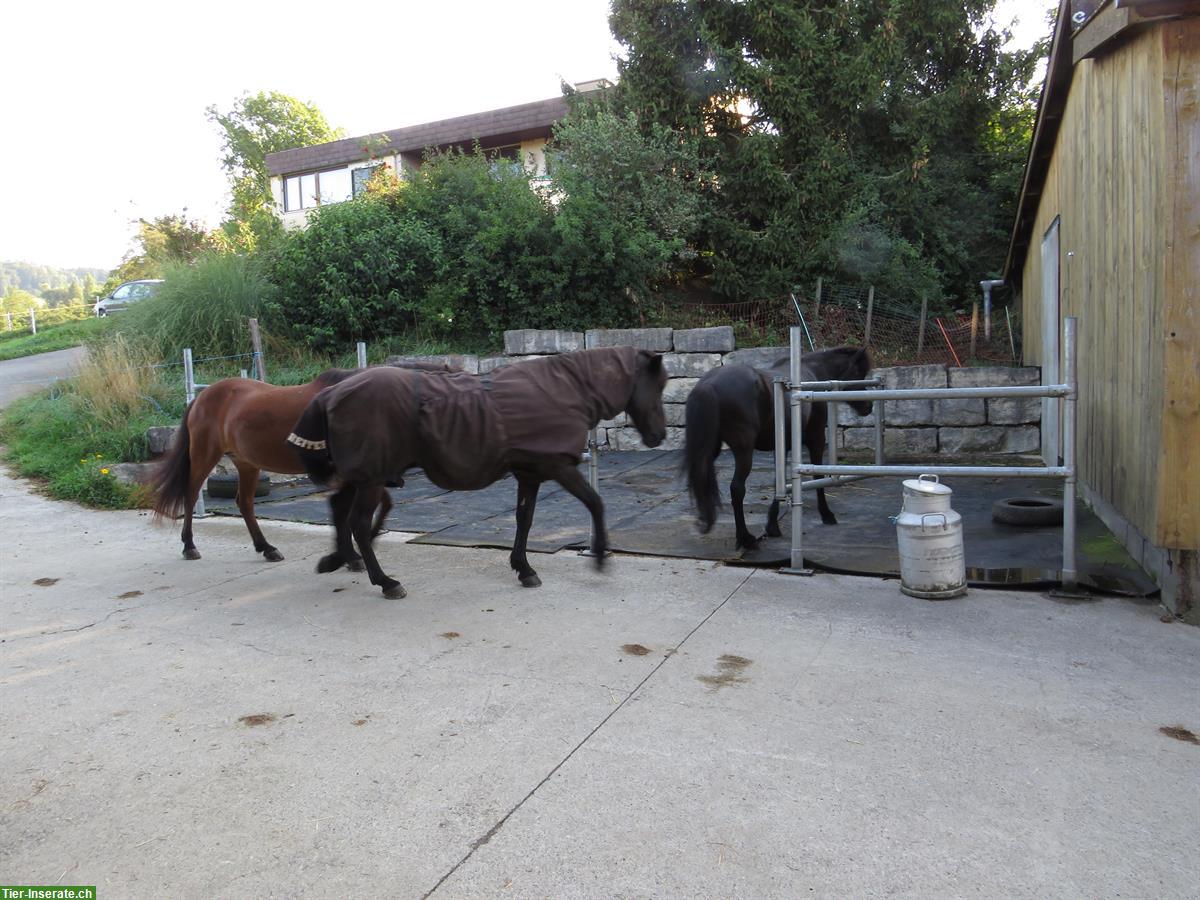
288,347 -> 668,599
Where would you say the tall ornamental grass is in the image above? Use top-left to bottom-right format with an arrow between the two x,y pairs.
117,252 -> 278,358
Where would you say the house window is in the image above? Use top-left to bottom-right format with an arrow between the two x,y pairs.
352,165 -> 383,198
283,167 -> 354,212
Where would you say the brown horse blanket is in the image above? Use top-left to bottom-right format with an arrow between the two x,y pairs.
309,348 -> 640,491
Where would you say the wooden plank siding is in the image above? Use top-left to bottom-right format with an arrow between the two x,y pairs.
1156,20 -> 1200,549
1020,26 -> 1179,545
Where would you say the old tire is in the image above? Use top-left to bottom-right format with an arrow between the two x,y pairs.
206,472 -> 271,499
991,496 -> 1063,527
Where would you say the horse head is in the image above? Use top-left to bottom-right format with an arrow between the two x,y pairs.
625,351 -> 668,448
839,346 -> 874,416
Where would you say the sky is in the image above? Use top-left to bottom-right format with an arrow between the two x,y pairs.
0,0 -> 1053,272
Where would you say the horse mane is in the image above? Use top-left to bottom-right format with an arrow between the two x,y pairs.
769,345 -> 872,377
314,368 -> 361,388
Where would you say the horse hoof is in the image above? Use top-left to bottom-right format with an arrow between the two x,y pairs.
347,558 -> 366,573
736,537 -> 759,552
520,574 -> 542,588
765,525 -> 782,538
183,548 -> 201,560
382,582 -> 407,600
263,548 -> 284,562
820,517 -> 838,526
316,554 -> 344,574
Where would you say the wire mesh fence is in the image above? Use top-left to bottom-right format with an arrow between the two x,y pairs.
2,303 -> 95,333
652,278 -> 1022,367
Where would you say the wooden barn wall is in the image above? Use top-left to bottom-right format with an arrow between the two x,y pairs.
1020,27 -> 1170,544
1155,20 -> 1200,550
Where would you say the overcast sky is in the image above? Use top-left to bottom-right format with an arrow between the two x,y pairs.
1,0 -> 1051,272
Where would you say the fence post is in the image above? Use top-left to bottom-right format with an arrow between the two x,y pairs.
969,301 -> 980,360
30,307 -> 37,335
863,286 -> 874,346
248,318 -> 267,382
356,341 -> 368,369
814,276 -> 823,320
4,312 -> 11,331
916,296 -> 928,358
183,348 -> 205,517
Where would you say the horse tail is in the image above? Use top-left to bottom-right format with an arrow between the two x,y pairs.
151,402 -> 196,521
287,393 -> 338,486
682,381 -> 722,533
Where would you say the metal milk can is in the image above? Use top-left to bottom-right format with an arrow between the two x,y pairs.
894,474 -> 967,599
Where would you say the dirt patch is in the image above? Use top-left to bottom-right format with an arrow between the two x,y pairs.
33,578 -> 59,587
698,654 -> 752,690
238,713 -> 276,727
116,590 -> 143,600
621,643 -> 651,656
1159,725 -> 1199,746
440,632 -> 461,639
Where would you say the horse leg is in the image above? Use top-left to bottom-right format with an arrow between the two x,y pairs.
317,485 -> 360,573
730,447 -> 758,550
552,464 -> 608,568
765,497 -> 783,538
233,462 -> 283,561
179,467 -> 208,560
349,484 -> 405,599
808,419 -> 838,525
370,489 -> 393,540
509,475 -> 542,587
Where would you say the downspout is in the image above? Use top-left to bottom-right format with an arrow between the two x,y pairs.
980,279 -> 1005,342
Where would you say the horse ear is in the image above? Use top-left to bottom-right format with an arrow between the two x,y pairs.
646,352 -> 664,373
855,346 -> 872,371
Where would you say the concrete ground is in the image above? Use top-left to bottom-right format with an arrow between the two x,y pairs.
2,467 -> 1198,899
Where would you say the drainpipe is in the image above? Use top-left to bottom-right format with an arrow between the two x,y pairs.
980,279 -> 1004,342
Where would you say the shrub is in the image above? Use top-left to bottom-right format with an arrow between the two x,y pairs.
116,252 -> 278,358
268,197 -> 444,349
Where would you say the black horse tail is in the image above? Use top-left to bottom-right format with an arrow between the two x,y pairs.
288,395 -> 338,486
682,381 -> 722,533
151,402 -> 195,521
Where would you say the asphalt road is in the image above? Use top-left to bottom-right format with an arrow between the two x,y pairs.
0,345 -> 88,409
2,466 -> 1197,898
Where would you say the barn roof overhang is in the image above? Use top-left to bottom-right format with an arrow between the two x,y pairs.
1002,0 -> 1199,284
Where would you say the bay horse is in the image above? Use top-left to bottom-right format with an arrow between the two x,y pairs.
682,346 -> 873,550
151,369 -> 390,563
287,348 -> 668,599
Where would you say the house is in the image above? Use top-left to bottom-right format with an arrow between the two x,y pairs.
1004,0 -> 1199,619
264,80 -> 609,228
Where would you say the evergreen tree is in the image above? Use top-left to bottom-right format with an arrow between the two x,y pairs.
609,0 -> 1045,305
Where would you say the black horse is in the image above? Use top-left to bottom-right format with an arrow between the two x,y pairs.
288,348 -> 668,599
682,346 -> 873,550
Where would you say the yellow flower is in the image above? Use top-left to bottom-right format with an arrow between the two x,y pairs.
95,453 -> 102,458
80,458 -> 86,464
101,468 -> 110,475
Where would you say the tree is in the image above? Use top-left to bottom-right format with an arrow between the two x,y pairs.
208,91 -> 345,251
609,0 -> 1045,305
105,213 -> 214,290
1,288 -> 41,316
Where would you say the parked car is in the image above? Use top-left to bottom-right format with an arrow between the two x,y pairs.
94,279 -> 163,316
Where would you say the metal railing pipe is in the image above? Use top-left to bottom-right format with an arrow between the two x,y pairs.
773,377 -> 787,501
795,384 -> 1072,403
788,327 -> 806,571
798,464 -> 1071,479
1061,317 -> 1078,591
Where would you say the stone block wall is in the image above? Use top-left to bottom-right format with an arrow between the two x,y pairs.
384,326 -> 1042,455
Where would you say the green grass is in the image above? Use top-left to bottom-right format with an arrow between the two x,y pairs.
0,389 -> 169,508
0,317 -> 110,361
0,326 -> 485,509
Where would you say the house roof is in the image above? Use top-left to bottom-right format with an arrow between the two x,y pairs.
1003,0 -> 1199,282
265,95 -> 572,177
